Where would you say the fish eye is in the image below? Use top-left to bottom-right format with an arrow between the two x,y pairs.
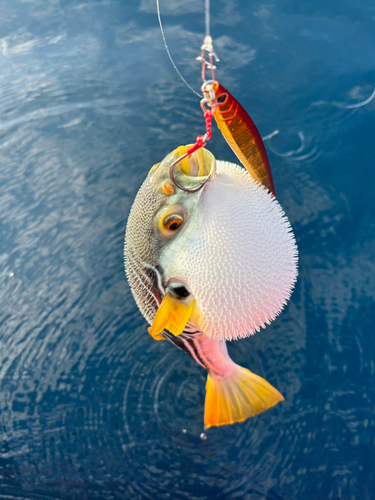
217,93 -> 228,105
164,214 -> 183,231
158,206 -> 187,238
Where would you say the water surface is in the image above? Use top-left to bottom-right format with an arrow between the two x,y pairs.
0,0 -> 375,498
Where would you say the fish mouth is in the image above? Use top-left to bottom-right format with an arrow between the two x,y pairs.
171,145 -> 216,192
176,145 -> 214,177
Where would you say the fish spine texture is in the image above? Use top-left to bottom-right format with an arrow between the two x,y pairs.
125,160 -> 298,341
124,178 -> 160,323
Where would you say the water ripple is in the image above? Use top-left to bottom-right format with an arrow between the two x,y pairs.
0,0 -> 374,498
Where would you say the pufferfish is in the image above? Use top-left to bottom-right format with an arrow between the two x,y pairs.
124,145 -> 298,428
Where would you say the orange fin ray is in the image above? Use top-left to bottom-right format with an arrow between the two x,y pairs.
204,365 -> 284,428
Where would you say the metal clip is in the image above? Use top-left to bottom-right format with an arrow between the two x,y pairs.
201,80 -> 217,113
198,35 -> 219,83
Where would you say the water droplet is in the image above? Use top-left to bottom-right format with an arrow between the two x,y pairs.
200,432 -> 207,440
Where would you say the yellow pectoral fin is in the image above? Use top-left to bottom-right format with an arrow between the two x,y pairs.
149,294 -> 196,338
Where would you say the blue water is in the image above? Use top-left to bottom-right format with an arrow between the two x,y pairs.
0,0 -> 374,498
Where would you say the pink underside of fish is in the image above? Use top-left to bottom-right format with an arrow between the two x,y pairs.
190,334 -> 285,428
190,334 -> 237,379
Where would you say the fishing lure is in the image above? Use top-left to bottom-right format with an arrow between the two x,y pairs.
205,80 -> 275,195
169,35 -> 275,197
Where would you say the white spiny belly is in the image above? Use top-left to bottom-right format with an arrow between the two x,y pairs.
160,161 -> 298,341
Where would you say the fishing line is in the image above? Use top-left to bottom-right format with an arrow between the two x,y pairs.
205,0 -> 210,37
156,0 -> 202,98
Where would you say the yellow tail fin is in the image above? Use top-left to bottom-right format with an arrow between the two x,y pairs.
204,366 -> 284,428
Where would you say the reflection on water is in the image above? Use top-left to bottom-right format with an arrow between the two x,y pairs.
0,0 -> 374,498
